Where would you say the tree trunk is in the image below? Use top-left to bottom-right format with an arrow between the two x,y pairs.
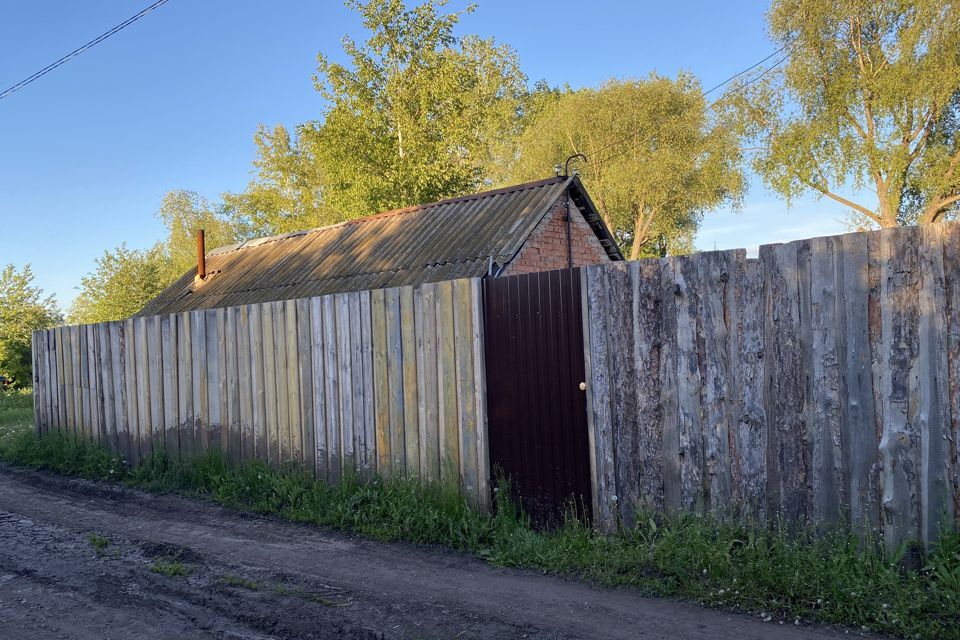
629,213 -> 652,261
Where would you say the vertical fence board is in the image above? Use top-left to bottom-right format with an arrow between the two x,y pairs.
349,292 -> 366,473
237,306 -> 253,462
261,302 -> 279,464
284,299 -> 302,465
52,328 -> 63,432
879,227 -> 921,550
250,304 -> 267,462
135,318 -> 152,456
147,316 -> 164,454
79,325 -> 91,440
761,241 -> 809,523
177,313 -> 194,460
605,262 -> 638,525
205,310 -> 222,453
583,266 -> 615,528
419,284 -> 440,482
359,291 -> 376,476
226,307 -> 242,464
272,302 -> 289,462
628,260 -> 664,513
810,236 -> 843,527
296,298 -> 315,473
384,288 -> 406,473
161,315 -> 179,457
839,231 -> 879,538
657,258 -> 682,517
322,295 -> 342,480
98,322 -> 119,452
917,224 -> 953,546
371,288 -> 390,475
436,280 -> 460,488
191,311 -> 207,454
400,287 -> 420,477
729,254 -> 767,519
310,297 -> 328,479
470,278 -> 490,509
31,333 -> 41,430
454,280 -> 479,502
694,252 -> 735,513
674,257 -> 704,513
88,324 -> 103,445
335,294 -> 355,473
112,323 -> 131,461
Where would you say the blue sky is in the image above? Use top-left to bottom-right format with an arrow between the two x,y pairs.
0,0 -> 851,308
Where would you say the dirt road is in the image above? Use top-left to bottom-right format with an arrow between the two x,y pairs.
0,465 -> 861,640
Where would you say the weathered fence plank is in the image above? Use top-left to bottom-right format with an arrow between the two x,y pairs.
454,279 -> 479,503
237,305 -> 253,462
358,291 -> 376,476
335,293 -> 355,474
694,251 -> 735,514
161,315 -> 179,458
285,299 -> 302,463
418,284 -> 440,482
809,235 -> 843,527
309,297 -> 328,479
917,224 -> 953,546
879,227 -> 921,550
176,313 -> 193,460
322,295 -> 341,480
296,298 -> 315,473
436,280 -> 460,487
401,287 -> 420,477
760,241 -> 809,523
839,231 -> 878,539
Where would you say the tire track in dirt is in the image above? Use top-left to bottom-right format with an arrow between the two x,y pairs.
0,465 -> 863,640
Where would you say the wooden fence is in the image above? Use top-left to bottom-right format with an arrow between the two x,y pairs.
31,278 -> 489,507
582,222 -> 960,548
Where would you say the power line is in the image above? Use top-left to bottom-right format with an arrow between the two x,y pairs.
702,39 -> 793,97
590,46 -> 795,167
0,0 -> 171,102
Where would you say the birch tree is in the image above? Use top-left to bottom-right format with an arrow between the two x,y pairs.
741,0 -> 960,227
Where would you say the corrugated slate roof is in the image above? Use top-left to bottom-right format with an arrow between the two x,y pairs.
137,176 -> 619,316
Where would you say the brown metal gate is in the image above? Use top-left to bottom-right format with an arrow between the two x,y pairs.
482,268 -> 593,526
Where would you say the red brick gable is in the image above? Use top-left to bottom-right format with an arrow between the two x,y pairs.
503,197 -> 612,275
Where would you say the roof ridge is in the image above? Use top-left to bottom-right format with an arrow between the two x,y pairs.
208,176 -> 568,257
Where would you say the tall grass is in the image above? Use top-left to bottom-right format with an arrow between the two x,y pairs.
1,392 -> 957,640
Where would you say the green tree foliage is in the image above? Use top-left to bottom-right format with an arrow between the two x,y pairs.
222,124 -> 336,237
224,0 -> 530,233
68,244 -> 170,325
513,75 -> 745,259
157,190 -> 238,279
69,191 -> 239,325
0,265 -> 60,386
737,0 -> 960,227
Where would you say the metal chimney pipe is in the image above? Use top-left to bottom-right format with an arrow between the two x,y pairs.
196,229 -> 206,280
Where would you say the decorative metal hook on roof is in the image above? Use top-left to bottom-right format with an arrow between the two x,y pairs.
564,153 -> 587,177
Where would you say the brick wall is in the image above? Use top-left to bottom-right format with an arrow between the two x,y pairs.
503,197 -> 611,275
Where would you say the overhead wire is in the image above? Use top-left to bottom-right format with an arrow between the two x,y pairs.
0,0 -> 171,102
582,37 -> 798,168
